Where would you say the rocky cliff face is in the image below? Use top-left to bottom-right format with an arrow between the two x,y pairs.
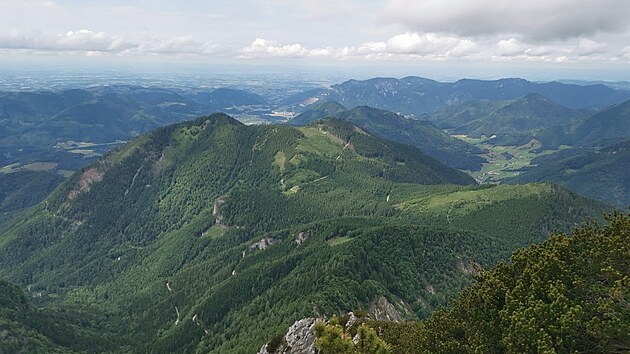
257,318 -> 320,354
258,309 -> 387,354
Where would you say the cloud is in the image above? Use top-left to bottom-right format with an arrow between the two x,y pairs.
239,38 -> 346,59
0,29 -> 219,56
492,38 -> 614,62
239,38 -> 311,58
386,32 -> 476,56
240,33 -> 478,60
55,30 -> 133,52
137,36 -> 220,55
383,0 -> 630,41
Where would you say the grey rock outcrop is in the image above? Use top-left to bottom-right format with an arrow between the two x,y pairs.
257,318 -> 319,354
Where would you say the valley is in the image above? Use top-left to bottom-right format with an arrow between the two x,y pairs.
0,113 -> 611,353
452,135 -> 571,183
0,75 -> 628,353
2,1 -> 630,352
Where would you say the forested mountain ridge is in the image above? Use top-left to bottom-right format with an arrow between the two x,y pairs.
536,98 -> 630,148
290,103 -> 485,170
0,113 -> 610,352
425,93 -> 587,139
303,211 -> 630,353
0,86 -> 272,173
507,140 -> 630,208
292,77 -> 630,116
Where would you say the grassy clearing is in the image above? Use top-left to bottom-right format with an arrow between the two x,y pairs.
68,149 -> 99,157
296,127 -> 345,157
283,185 -> 300,196
327,236 -> 353,246
202,225 -> 227,239
454,135 -> 571,183
396,184 -> 550,213
1,162 -> 21,173
23,162 -> 58,172
273,151 -> 286,173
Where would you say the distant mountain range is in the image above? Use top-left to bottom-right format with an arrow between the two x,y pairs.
424,93 -> 588,140
535,99 -> 630,149
289,102 -> 485,170
0,86 -> 273,172
288,77 -> 630,116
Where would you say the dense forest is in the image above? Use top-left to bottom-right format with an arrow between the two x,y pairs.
312,211 -> 630,353
0,114 -> 611,352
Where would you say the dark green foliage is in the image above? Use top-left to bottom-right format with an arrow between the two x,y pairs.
291,105 -> 485,170
368,211 -> 630,353
425,93 -> 587,140
534,98 -> 630,149
0,86 -> 269,172
0,280 -> 118,353
0,170 -> 64,213
297,77 -> 630,115
314,318 -> 391,354
0,113 -> 610,353
509,141 -> 630,208
289,101 -> 347,126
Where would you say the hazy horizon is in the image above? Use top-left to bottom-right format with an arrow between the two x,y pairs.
2,0 -> 630,83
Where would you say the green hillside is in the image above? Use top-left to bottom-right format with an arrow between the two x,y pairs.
421,99 -> 507,130
361,211 -> 630,353
289,101 -> 348,126
507,140 -> 630,208
0,279 -> 118,353
290,104 -> 485,170
0,170 -> 63,213
425,93 -> 586,143
0,114 -> 609,353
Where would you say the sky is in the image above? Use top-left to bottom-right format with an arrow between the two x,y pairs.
1,0 -> 630,80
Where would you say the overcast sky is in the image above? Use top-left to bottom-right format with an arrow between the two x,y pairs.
1,0 -> 630,80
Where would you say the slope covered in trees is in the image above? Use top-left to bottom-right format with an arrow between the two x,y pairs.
290,104 -> 485,170
356,211 -> 630,353
507,140 -> 630,208
536,98 -> 630,148
424,93 -> 587,142
292,77 -> 630,116
0,114 -> 610,352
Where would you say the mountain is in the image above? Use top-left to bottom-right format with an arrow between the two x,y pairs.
0,279 -> 116,353
292,77 -> 630,116
426,93 -> 587,139
0,170 -> 63,213
288,101 -> 348,126
0,86 -> 272,175
290,103 -> 486,170
421,99 -> 508,130
533,98 -> 630,149
310,211 -> 630,353
0,114 -> 609,353
506,141 -> 630,208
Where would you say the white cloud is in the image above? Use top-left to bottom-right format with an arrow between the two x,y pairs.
575,39 -> 607,56
0,29 -> 219,56
239,32 -> 478,60
55,30 -> 132,52
239,38 -> 310,58
386,32 -> 476,56
384,0 -> 630,41
496,39 -> 527,57
137,36 -> 219,55
492,38 -> 615,63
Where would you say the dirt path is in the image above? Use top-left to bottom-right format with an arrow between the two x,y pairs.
125,166 -> 143,196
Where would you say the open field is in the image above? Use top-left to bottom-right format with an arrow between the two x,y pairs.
454,135 -> 570,183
